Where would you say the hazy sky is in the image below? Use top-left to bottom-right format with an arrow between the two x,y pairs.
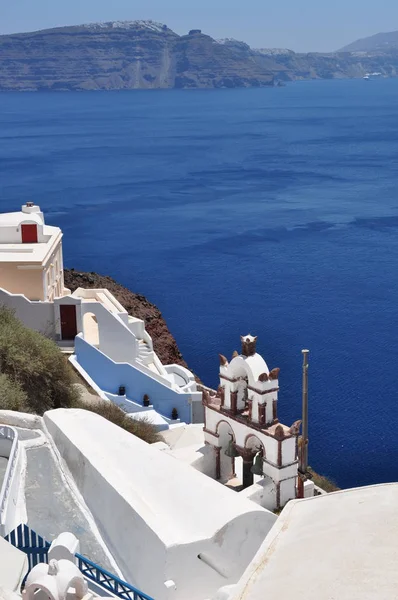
1,0 -> 398,52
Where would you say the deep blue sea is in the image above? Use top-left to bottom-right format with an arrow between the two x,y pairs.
1,79 -> 398,489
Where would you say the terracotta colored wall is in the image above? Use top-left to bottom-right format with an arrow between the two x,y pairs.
0,264 -> 44,300
43,242 -> 63,300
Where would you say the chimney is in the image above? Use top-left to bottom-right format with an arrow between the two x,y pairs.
22,202 -> 41,215
21,202 -> 44,225
241,334 -> 258,357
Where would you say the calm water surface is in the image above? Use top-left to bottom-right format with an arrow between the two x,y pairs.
1,79 -> 398,489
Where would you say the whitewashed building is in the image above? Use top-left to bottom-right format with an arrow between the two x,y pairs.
202,335 -> 301,509
44,408 -> 277,600
0,203 -> 202,427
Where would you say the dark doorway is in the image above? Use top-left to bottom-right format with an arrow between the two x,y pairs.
60,305 -> 77,340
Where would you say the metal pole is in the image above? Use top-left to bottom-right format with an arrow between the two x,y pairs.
301,349 -> 309,473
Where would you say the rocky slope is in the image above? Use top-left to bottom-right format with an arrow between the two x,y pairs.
339,31 -> 398,52
0,21 -> 274,91
253,47 -> 398,80
64,269 -> 188,369
218,37 -> 398,81
2,21 -> 398,90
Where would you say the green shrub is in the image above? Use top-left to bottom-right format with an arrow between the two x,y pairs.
0,306 -> 161,444
0,373 -> 28,412
0,306 -> 80,415
73,398 -> 161,444
308,467 -> 340,492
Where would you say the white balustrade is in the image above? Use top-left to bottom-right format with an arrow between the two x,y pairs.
0,425 -> 20,536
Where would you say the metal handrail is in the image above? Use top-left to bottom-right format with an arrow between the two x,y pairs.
76,553 -> 154,600
0,426 -> 18,520
5,525 -> 155,600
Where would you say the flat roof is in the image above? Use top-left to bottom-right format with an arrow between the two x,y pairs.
0,536 -> 29,592
0,225 -> 62,264
230,483 -> 398,600
45,408 -> 276,548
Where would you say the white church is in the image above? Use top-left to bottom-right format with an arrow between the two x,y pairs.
201,334 -> 302,509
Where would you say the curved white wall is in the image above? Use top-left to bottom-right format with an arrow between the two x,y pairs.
44,409 -> 276,600
0,425 -> 25,537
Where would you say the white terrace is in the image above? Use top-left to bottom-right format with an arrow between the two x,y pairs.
0,203 -> 203,429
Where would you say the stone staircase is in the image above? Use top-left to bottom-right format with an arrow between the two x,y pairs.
137,339 -> 165,376
137,339 -> 152,362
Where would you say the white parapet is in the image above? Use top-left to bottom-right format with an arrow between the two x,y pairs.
44,408 -> 277,600
0,425 -> 26,537
48,532 -> 80,563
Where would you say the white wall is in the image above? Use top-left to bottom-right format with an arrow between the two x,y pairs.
204,408 -> 298,508
44,409 -> 276,600
282,436 -> 296,464
0,426 -> 25,537
167,444 -> 217,478
0,437 -> 13,458
280,477 -> 297,507
205,409 -> 280,462
127,316 -> 146,339
240,479 -> 277,512
0,289 -> 55,337
43,243 -> 63,301
74,335 -> 197,424
0,221 -> 44,244
80,301 -> 139,364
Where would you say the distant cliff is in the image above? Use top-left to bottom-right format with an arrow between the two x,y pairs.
64,269 -> 188,369
0,21 -> 274,91
252,46 -> 398,80
339,30 -> 398,52
1,21 -> 398,91
221,39 -> 398,81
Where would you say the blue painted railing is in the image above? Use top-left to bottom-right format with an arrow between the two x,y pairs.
6,524 -> 50,569
76,553 -> 154,600
5,525 -> 154,600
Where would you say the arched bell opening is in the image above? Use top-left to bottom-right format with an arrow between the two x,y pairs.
240,434 -> 266,489
216,420 -> 237,483
236,376 -> 249,412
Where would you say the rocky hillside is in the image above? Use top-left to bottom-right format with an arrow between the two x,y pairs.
2,21 -> 398,90
0,21 -> 274,91
339,31 -> 398,53
253,47 -> 398,80
217,38 -> 398,81
64,269 -> 188,369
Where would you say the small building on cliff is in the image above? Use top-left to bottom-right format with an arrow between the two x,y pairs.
161,335 -> 310,511
202,334 -> 300,509
0,202 -> 67,302
0,203 -> 202,427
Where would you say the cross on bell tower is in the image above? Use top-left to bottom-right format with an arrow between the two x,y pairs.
241,334 -> 257,357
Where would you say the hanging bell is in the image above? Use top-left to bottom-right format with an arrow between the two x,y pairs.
225,437 -> 240,458
250,451 -> 264,476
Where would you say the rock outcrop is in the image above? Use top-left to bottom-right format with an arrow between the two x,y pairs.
2,21 -> 398,91
64,269 -> 188,369
339,30 -> 398,53
0,21 -> 274,91
252,47 -> 398,81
